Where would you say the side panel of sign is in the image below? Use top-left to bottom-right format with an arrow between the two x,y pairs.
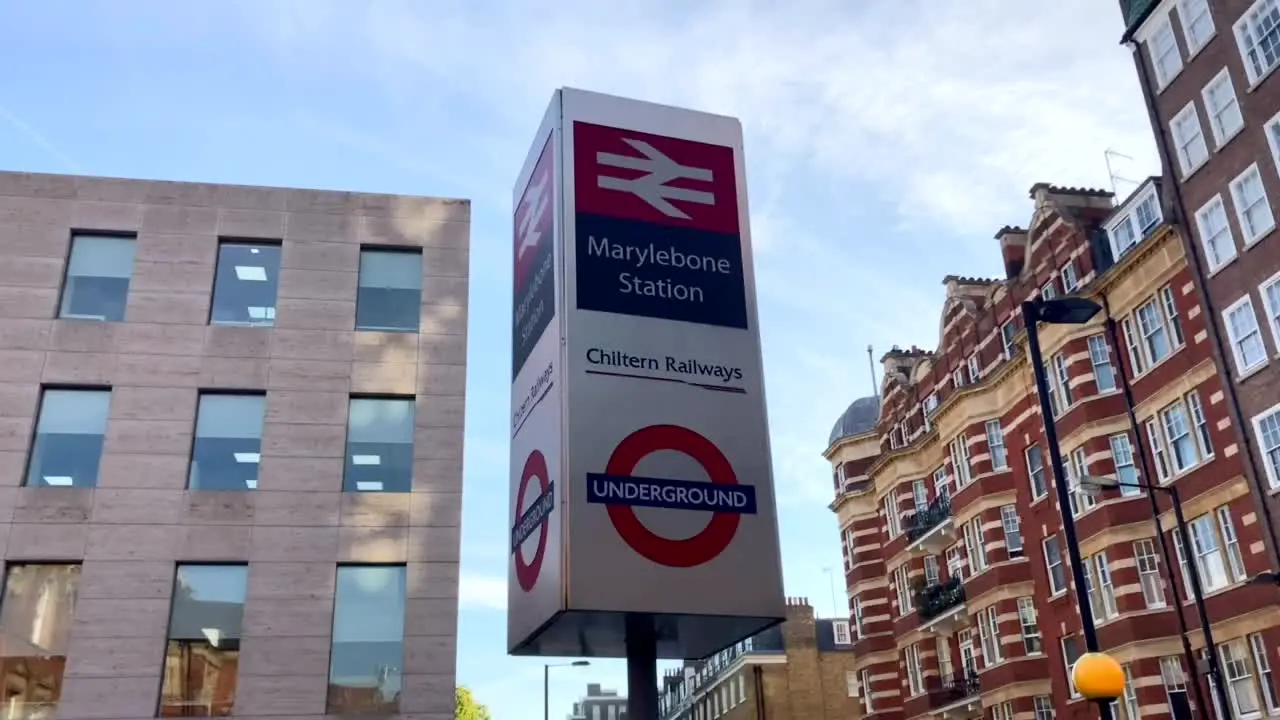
559,90 -> 785,622
508,99 -> 567,652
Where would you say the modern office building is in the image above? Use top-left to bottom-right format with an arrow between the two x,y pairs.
825,180 -> 1280,720
1118,0 -> 1280,572
0,170 -> 469,718
658,597 -> 860,720
568,683 -> 628,720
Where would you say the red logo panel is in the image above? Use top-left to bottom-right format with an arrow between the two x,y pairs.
573,121 -> 739,235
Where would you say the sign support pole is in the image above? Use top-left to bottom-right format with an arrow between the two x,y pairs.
624,614 -> 659,720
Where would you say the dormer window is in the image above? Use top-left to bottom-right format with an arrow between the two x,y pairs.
1107,184 -> 1163,260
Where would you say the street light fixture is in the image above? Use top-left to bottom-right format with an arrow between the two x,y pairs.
1022,297 -> 1116,720
545,660 -> 591,720
1078,475 -> 1231,720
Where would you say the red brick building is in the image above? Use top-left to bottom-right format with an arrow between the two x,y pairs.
1118,0 -> 1280,573
825,180 -> 1280,720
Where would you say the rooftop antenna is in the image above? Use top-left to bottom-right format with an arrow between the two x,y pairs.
1105,148 -> 1139,195
823,566 -> 840,619
866,345 -> 878,397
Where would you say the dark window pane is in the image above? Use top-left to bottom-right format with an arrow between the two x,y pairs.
25,390 -> 111,488
0,565 -> 80,720
355,250 -> 421,332
328,566 -> 405,714
343,399 -> 414,493
210,244 -> 280,327
160,566 -> 247,717
189,395 -> 264,491
59,235 -> 135,322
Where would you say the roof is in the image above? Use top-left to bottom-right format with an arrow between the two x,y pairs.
827,395 -> 879,446
1120,0 -> 1162,40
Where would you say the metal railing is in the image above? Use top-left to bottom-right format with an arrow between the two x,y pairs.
903,494 -> 952,542
914,576 -> 966,620
927,670 -> 980,709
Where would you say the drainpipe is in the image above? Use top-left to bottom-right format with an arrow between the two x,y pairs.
1124,40 -> 1280,572
752,666 -> 766,720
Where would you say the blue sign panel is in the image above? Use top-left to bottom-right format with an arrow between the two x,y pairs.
585,473 -> 758,514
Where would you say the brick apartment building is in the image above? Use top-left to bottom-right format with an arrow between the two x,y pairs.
1118,0 -> 1280,571
658,598 -> 860,720
0,171 -> 469,718
825,180 -> 1280,720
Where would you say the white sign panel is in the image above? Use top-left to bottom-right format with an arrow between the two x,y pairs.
507,89 -> 784,660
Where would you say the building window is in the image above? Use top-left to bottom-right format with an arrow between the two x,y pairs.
952,367 -> 965,389
893,565 -> 912,616
1260,274 -> 1280,351
949,435 -> 972,487
344,397 -> 415,493
1061,260 -> 1079,292
1235,0 -> 1280,84
1230,164 -> 1277,245
845,670 -> 858,698
859,669 -> 872,712
1087,335 -> 1117,392
1000,505 -> 1022,557
1026,445 -> 1047,500
905,643 -> 924,696
0,564 -> 80,719
831,620 -> 851,646
1250,632 -> 1280,713
1108,187 -> 1162,257
1124,286 -> 1184,374
1034,695 -> 1056,720
1225,295 -> 1268,374
1001,320 -> 1017,360
1173,506 -> 1248,594
1093,552 -> 1119,619
1044,536 -> 1067,594
189,393 -> 265,491
1017,597 -> 1042,654
1150,15 -> 1184,87
1117,664 -> 1140,720
1109,434 -> 1141,496
978,606 -> 1002,665
912,479 -> 928,510
852,597 -> 864,639
1195,194 -> 1238,270
59,234 -> 135,321
1134,539 -> 1167,608
883,494 -> 901,538
1044,354 -> 1072,416
947,545 -> 964,580
1254,402 -> 1280,488
967,355 -> 981,383
1041,279 -> 1058,301
1180,0 -> 1216,52
329,565 -> 406,714
25,388 -> 111,488
964,517 -> 987,574
356,249 -> 423,332
1147,392 -> 1211,480
843,528 -> 857,569
985,420 -> 1008,470
1219,638 -> 1265,717
1066,446 -> 1096,517
1170,103 -> 1209,176
933,465 -> 951,500
1203,69 -> 1245,146
210,241 -> 281,326
160,565 -> 247,717
924,554 -> 941,585
1062,634 -> 1083,697
1161,656 -> 1191,715
937,635 -> 954,678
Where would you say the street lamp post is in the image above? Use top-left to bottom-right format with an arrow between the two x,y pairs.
1081,476 -> 1231,720
545,660 -> 591,720
1022,297 -> 1114,720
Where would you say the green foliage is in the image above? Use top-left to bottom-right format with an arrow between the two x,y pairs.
456,685 -> 492,720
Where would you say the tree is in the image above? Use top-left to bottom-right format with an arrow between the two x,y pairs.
456,685 -> 492,720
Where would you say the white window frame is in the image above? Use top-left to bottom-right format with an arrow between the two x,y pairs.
1134,538 -> 1167,608
1000,505 -> 1023,557
1106,184 -> 1162,258
1109,433 -> 1142,496
1094,552 -> 1119,619
1062,635 -> 1083,698
1253,401 -> 1280,489
924,554 -> 940,585
1088,334 -> 1117,393
1041,279 -> 1058,301
1044,535 -> 1067,595
1229,163 -> 1277,245
1125,286 -> 1184,374
1220,638 -> 1264,717
985,420 -> 1008,470
964,516 -> 987,573
1195,193 -> 1238,271
905,643 -> 924,696
1250,632 -> 1280,713
1001,320 -> 1017,360
1017,597 -> 1042,655
947,545 -> 964,581
1053,353 -> 1073,412
967,354 -> 981,383
950,434 -> 972,487
832,619 -> 852,646
1259,272 -> 1280,351
1170,101 -> 1209,177
860,669 -> 873,713
1266,111 -> 1280,180
1175,507 -> 1248,594
1026,445 -> 1047,500
978,605 -> 1002,665
1120,664 -> 1140,720
1202,67 -> 1245,147
1034,696 -> 1055,720
953,367 -> 965,389
1148,14 -> 1185,88
1067,446 -> 1096,517
852,596 -> 864,639
1234,0 -> 1280,85
1180,0 -> 1216,54
843,527 -> 857,569
1061,260 -> 1079,293
884,494 -> 901,538
1223,295 -> 1269,375
893,564 -> 912,616
1147,392 -> 1211,481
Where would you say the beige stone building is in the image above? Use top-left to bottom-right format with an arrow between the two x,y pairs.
658,598 -> 861,720
0,170 -> 469,719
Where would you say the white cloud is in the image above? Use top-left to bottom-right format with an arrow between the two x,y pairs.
459,573 -> 508,611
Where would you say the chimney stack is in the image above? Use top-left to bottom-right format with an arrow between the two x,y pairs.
994,225 -> 1029,279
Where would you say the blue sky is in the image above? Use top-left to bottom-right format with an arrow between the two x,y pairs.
0,1 -> 1159,717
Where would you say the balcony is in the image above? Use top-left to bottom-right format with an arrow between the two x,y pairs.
914,577 -> 968,635
903,494 -> 954,555
927,671 -> 981,719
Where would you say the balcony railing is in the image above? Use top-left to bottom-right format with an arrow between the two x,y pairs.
913,576 -> 965,620
903,494 -> 951,542
927,670 -> 980,710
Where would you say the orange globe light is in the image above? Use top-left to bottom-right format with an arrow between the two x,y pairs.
1072,652 -> 1126,700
